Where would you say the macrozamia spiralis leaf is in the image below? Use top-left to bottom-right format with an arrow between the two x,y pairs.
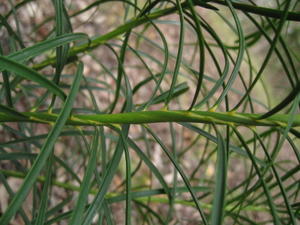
0,1 -> 299,225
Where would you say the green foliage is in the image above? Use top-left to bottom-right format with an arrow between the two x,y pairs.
0,0 -> 299,224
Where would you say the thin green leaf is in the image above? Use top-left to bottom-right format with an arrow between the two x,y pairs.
120,131 -> 132,225
82,126 -> 129,225
232,126 -> 281,225
259,82 -> 300,119
252,128 -> 297,224
127,137 -> 171,200
213,0 -> 245,108
7,33 -> 88,63
0,62 -> 83,225
0,104 -> 27,119
33,154 -> 53,225
233,0 -> 292,110
211,125 -> 227,225
208,0 -> 300,21
0,173 -> 30,225
69,128 -> 99,225
166,0 -> 185,106
145,125 -> 208,225
0,56 -> 66,100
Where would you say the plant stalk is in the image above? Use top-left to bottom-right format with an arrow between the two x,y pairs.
0,110 -> 299,127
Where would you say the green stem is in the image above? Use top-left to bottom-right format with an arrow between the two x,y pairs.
0,169 -> 268,213
0,110 -> 299,127
31,0 -> 300,70
208,0 -> 300,21
32,6 -> 177,70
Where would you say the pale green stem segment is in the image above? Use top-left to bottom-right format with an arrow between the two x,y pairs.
0,168 -> 270,213
0,110 -> 299,127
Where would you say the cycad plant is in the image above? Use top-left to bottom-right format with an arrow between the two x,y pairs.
0,0 -> 299,224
